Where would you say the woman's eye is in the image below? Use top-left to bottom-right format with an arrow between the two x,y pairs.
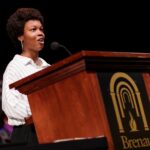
30,28 -> 36,31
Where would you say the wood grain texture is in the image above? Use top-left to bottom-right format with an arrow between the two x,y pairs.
28,71 -> 106,143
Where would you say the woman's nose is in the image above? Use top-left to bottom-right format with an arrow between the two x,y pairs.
37,29 -> 44,36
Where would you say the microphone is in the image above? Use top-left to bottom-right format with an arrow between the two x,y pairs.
50,41 -> 72,56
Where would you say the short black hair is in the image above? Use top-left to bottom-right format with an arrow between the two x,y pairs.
6,8 -> 44,49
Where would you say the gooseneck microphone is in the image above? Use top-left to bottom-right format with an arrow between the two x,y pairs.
50,41 -> 72,56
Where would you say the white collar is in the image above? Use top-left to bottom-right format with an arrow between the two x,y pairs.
13,54 -> 50,67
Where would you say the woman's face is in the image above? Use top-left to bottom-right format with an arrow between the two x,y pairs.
20,20 -> 45,53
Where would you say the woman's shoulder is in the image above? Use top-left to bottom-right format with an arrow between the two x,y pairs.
5,54 -> 24,68
3,55 -> 23,75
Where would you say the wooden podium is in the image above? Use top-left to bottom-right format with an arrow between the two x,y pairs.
10,50 -> 150,150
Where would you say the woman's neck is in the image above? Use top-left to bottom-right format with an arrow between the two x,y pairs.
21,51 -> 42,66
21,51 -> 39,62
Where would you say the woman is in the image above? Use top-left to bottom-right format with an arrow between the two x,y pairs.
2,8 -> 50,144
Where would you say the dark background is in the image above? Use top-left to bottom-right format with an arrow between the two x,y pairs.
0,1 -> 150,74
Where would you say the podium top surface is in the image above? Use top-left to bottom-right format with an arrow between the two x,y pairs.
9,50 -> 150,92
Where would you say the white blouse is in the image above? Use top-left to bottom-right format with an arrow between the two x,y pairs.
2,54 -> 50,126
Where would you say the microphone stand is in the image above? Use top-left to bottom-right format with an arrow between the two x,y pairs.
59,44 -> 72,56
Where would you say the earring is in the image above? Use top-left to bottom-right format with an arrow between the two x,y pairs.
20,40 -> 23,50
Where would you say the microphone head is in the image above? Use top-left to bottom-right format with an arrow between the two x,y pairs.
50,41 -> 72,55
50,41 -> 60,51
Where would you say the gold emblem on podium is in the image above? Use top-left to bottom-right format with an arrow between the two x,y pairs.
110,72 -> 149,133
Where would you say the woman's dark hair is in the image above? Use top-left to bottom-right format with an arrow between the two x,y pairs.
6,8 -> 44,48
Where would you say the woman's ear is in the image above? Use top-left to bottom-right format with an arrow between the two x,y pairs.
18,35 -> 24,49
18,35 -> 24,42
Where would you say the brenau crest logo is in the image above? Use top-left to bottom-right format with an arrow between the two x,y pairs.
106,72 -> 150,149
110,72 -> 149,133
